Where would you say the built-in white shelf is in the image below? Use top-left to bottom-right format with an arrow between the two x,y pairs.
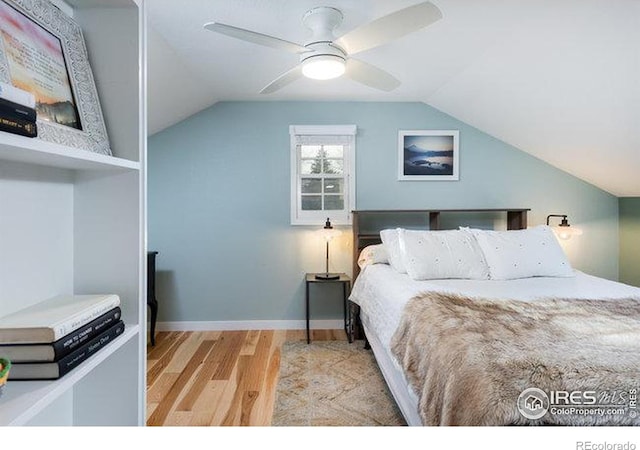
0,132 -> 140,172
0,325 -> 139,426
0,0 -> 145,426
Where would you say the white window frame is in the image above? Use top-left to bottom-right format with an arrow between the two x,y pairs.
290,125 -> 357,226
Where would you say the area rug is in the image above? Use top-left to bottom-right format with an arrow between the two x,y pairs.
272,340 -> 406,426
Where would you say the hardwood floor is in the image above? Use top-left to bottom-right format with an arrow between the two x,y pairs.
146,329 -> 347,426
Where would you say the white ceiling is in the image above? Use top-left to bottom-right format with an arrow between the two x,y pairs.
147,0 -> 640,196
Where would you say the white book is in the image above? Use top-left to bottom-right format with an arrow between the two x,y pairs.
0,294 -> 121,344
0,82 -> 36,109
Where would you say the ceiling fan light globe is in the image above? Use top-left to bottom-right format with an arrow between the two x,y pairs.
302,55 -> 346,80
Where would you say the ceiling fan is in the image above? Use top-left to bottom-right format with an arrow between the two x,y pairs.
203,2 -> 442,94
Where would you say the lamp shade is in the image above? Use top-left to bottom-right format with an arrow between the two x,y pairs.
546,214 -> 583,240
554,225 -> 583,241
318,227 -> 342,241
318,218 -> 342,241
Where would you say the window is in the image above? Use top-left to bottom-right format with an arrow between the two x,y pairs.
290,125 -> 356,225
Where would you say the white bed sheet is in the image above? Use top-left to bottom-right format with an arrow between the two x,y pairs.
348,264 -> 640,425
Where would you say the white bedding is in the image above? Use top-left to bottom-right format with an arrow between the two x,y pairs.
348,264 -> 640,425
350,264 -> 640,348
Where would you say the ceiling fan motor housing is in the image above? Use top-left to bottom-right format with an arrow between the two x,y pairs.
300,42 -> 346,64
300,6 -> 347,69
302,6 -> 343,43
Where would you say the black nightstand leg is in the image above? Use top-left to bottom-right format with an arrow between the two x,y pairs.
306,280 -> 310,344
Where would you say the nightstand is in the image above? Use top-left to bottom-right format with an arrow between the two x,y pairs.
305,273 -> 352,344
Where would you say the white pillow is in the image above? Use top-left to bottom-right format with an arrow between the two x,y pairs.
357,244 -> 389,269
398,229 -> 490,280
380,228 -> 407,273
470,225 -> 575,280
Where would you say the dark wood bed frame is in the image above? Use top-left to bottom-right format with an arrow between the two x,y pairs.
348,208 -> 530,343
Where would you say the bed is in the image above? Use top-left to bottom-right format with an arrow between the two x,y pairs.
347,209 -> 640,426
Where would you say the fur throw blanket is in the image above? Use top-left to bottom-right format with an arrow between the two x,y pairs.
390,292 -> 640,426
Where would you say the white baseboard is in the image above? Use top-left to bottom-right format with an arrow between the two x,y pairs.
156,319 -> 344,332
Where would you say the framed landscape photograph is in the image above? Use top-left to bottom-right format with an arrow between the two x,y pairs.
398,130 -> 459,181
0,0 -> 112,155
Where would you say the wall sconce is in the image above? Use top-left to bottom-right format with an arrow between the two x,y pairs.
315,218 -> 342,280
546,214 -> 583,240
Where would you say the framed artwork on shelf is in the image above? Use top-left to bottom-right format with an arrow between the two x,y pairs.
398,129 -> 459,181
0,0 -> 112,156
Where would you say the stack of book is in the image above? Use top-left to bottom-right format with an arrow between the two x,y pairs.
0,81 -> 37,138
0,294 -> 124,380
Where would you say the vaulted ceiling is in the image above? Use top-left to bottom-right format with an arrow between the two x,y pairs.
147,0 -> 640,196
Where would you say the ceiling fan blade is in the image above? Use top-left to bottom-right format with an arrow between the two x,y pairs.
260,65 -> 304,94
334,2 -> 442,55
345,59 -> 400,91
204,22 -> 308,54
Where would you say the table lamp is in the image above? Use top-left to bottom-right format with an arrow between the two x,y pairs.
315,218 -> 342,280
546,214 -> 583,240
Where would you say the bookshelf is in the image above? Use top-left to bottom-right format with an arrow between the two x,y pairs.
0,0 -> 146,426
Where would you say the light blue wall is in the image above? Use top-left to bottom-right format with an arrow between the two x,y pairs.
148,101 -> 619,322
620,198 -> 640,287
